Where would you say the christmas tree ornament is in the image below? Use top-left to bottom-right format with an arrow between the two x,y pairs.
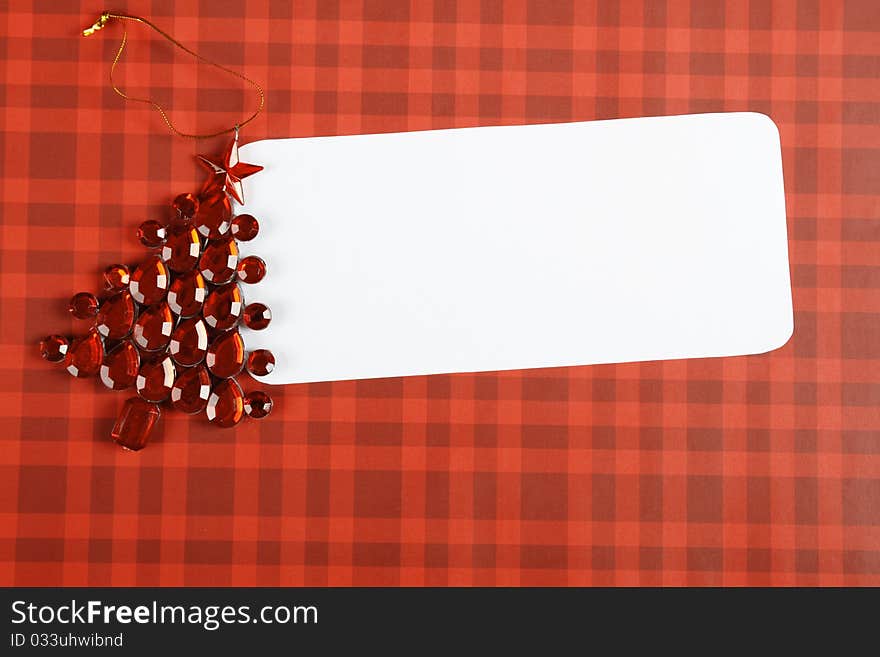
37,12 -> 274,450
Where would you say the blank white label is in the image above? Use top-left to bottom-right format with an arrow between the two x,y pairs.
237,112 -> 792,385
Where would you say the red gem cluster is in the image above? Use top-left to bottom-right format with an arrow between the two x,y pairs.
39,139 -> 274,451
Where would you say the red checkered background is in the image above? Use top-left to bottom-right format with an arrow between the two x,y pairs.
1,0 -> 878,586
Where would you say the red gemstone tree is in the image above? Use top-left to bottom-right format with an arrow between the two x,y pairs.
40,134 -> 275,450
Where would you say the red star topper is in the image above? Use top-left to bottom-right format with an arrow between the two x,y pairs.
197,128 -> 263,205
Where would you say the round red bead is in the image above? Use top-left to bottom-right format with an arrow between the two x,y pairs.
242,303 -> 272,330
129,255 -> 171,305
40,334 -> 69,363
246,349 -> 275,376
243,390 -> 273,419
172,193 -> 199,221
199,236 -> 239,284
69,292 -> 99,319
161,225 -> 201,273
132,302 -> 174,352
168,317 -> 209,367
167,270 -> 207,317
236,256 -> 266,284
95,290 -> 137,339
202,282 -> 243,331
136,355 -> 176,402
100,340 -> 140,390
170,365 -> 211,414
103,264 -> 130,290
230,213 -> 259,241
206,330 -> 245,378
206,378 -> 244,428
138,220 -> 168,247
64,331 -> 104,377
194,191 -> 232,239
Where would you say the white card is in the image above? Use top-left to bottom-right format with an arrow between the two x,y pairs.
237,112 -> 792,385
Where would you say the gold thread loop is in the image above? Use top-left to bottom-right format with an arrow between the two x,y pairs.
82,11 -> 265,140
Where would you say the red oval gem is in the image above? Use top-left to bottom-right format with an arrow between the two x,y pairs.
244,390 -> 273,419
236,255 -> 266,284
194,191 -> 232,239
170,365 -> 211,415
168,317 -> 209,367
172,192 -> 199,221
246,349 -> 275,376
103,264 -> 130,290
167,270 -> 207,317
100,340 -> 140,390
130,255 -> 170,305
199,236 -> 239,284
95,290 -> 137,339
160,225 -> 202,273
206,330 -> 245,378
40,334 -> 69,363
137,219 -> 168,247
64,330 -> 104,377
136,355 -> 176,402
132,302 -> 174,351
206,378 -> 244,428
69,292 -> 99,319
230,213 -> 259,241
201,282 -> 243,331
111,397 -> 161,451
242,303 -> 272,330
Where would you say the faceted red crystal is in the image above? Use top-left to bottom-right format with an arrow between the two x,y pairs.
194,191 -> 232,239
69,292 -> 99,319
206,329 -> 245,378
168,316 -> 209,367
170,365 -> 211,415
100,340 -> 140,390
236,255 -> 266,284
111,397 -> 161,451
103,264 -> 130,290
136,355 -> 176,402
132,302 -> 174,351
137,219 -> 168,247
206,377 -> 244,428
244,390 -> 273,419
64,330 -> 104,377
230,213 -> 259,241
167,270 -> 207,317
160,225 -> 201,273
246,349 -> 275,376
95,290 -> 136,339
172,192 -> 199,221
40,334 -> 69,363
199,236 -> 239,284
129,255 -> 171,305
201,282 -> 243,331
242,303 -> 272,330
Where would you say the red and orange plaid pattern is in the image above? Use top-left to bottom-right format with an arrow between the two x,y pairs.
1,0 -> 878,586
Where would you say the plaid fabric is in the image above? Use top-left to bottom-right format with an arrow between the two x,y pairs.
1,0 -> 878,586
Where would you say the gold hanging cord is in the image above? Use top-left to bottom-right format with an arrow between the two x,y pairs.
82,11 -> 265,139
